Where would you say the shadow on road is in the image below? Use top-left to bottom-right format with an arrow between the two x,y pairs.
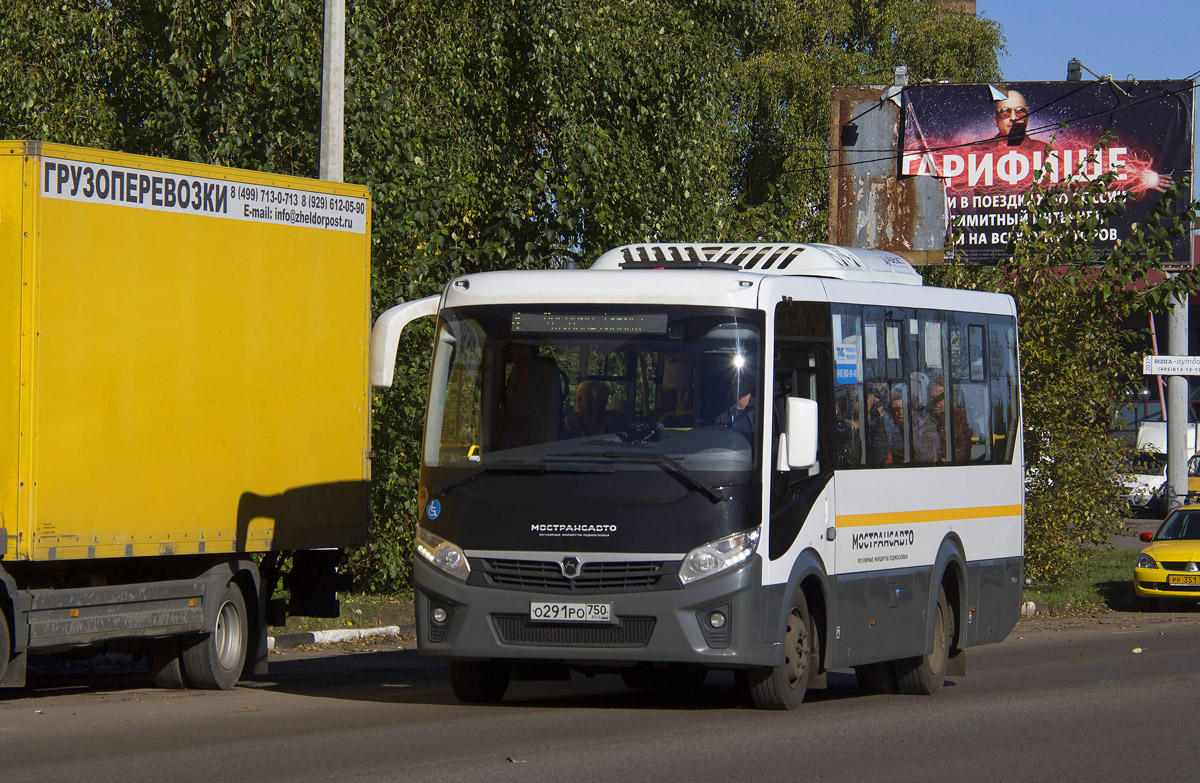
12,645 -> 955,711
1095,578 -> 1140,611
247,652 -> 929,711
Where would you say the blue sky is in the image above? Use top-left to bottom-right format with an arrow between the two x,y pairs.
977,0 -> 1199,194
978,0 -> 1198,83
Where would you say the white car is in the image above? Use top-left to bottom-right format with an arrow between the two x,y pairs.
1122,454 -> 1167,515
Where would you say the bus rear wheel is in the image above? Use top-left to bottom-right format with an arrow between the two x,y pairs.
896,585 -> 954,695
746,590 -> 816,710
447,659 -> 511,703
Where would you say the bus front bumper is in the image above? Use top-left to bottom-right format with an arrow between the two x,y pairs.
413,555 -> 779,667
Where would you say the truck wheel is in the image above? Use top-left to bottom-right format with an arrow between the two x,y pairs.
896,585 -> 954,695
746,590 -> 816,710
0,608 -> 9,685
182,582 -> 248,690
148,637 -> 189,689
447,659 -> 511,703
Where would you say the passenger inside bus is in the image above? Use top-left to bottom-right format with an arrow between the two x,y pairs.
716,368 -> 757,435
563,379 -> 624,438
909,376 -> 941,463
928,380 -> 975,462
887,385 -> 909,462
657,352 -> 696,427
497,352 -> 565,448
865,382 -> 901,464
833,387 -> 861,466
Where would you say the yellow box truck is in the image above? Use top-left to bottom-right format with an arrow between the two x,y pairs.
0,141 -> 371,689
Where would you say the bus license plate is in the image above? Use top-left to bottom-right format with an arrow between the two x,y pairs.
529,602 -> 612,623
1167,574 -> 1200,586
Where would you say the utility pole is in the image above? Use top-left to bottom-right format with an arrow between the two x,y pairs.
1166,296 -> 1190,512
318,0 -> 344,183
1163,79 -> 1197,513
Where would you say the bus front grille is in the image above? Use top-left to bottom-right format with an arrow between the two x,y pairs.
490,614 -> 656,647
475,558 -> 678,593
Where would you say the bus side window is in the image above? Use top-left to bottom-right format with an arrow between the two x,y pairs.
950,317 -> 992,463
989,317 -> 1019,464
832,304 -> 864,467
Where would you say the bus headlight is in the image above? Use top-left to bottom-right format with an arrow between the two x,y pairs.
679,527 -> 760,585
416,526 -> 471,582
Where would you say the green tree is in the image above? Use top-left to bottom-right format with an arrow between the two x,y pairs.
720,0 -> 1005,240
0,1 -> 139,147
1,0 -> 1009,591
929,166 -> 1200,584
353,0 -> 750,588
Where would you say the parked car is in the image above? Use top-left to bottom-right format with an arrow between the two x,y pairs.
1121,453 -> 1167,516
1134,505 -> 1200,606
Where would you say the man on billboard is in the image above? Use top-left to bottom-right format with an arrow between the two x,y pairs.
990,89 -> 1045,151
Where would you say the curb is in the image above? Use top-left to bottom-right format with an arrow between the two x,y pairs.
268,623 -> 416,650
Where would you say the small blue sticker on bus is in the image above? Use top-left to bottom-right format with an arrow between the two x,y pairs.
835,344 -> 858,384
426,499 -> 441,520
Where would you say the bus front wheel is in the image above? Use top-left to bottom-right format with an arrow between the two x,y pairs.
896,585 -> 954,695
447,659 -> 511,703
746,590 -> 816,710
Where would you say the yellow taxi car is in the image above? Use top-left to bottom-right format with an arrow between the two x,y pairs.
1134,504 -> 1200,604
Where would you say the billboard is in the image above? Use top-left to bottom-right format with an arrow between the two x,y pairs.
900,80 -> 1193,264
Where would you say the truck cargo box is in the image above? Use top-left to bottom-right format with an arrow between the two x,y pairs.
0,141 -> 371,564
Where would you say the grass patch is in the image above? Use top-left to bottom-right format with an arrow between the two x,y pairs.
273,593 -> 415,633
1023,548 -> 1139,615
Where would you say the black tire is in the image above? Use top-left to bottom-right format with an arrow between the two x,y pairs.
148,637 -> 189,689
896,585 -> 954,695
0,607 -> 9,685
447,659 -> 511,703
746,590 -> 816,710
854,660 -> 899,694
181,582 -> 248,690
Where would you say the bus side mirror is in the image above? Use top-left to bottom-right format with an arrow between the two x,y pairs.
369,295 -> 440,387
781,397 -> 818,470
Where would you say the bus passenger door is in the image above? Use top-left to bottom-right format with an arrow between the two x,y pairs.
767,329 -> 835,569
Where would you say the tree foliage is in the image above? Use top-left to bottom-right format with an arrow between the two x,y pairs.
724,0 -> 1003,239
928,164 -> 1200,584
2,0 -> 1006,591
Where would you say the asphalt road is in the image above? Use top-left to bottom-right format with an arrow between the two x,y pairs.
3,610 -> 1199,783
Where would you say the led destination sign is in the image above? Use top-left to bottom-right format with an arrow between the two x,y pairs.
511,312 -> 668,334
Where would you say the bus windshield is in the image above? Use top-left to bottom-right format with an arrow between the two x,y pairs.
423,305 -> 765,485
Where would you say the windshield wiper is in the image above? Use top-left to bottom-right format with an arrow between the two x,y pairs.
435,459 -> 612,495
597,451 -> 729,503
